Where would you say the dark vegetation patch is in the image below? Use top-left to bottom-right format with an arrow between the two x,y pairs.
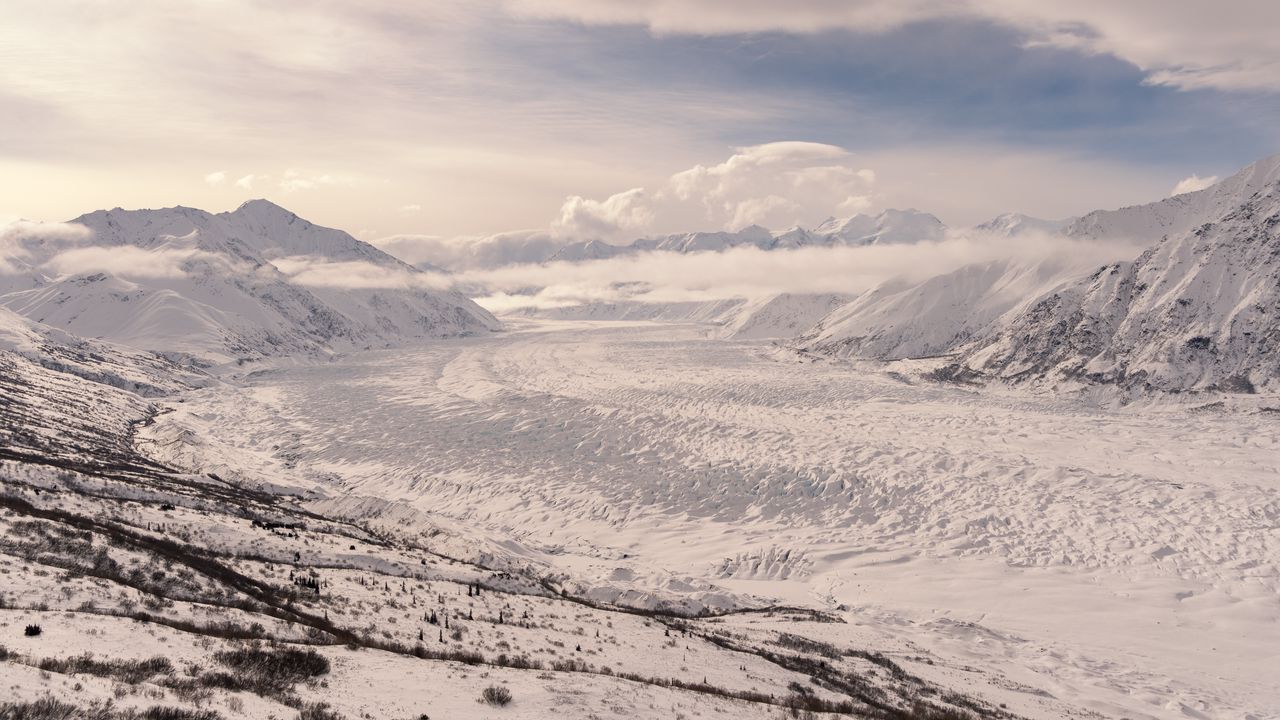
0,697 -> 222,720
36,654 -> 174,684
211,646 -> 330,696
480,685 -> 512,707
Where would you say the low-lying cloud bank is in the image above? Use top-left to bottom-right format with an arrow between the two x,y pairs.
284,230 -> 1147,314
1,219 -> 1145,319
0,220 -> 94,275
455,231 -> 1143,312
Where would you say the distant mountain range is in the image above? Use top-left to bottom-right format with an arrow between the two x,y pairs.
546,208 -> 947,264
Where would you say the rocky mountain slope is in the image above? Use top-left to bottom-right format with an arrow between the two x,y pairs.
960,172 -> 1280,392
797,155 -> 1280,394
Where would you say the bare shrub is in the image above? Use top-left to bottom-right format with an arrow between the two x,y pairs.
480,685 -> 512,707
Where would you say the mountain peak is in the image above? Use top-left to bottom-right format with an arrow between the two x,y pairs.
231,198 -> 297,220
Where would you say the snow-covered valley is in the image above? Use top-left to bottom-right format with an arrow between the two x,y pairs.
4,157 -> 1280,720
137,318 -> 1280,720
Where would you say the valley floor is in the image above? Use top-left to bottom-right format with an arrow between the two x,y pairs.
143,319 -> 1280,720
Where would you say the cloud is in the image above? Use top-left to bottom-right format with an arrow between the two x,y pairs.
1,219 -> 235,280
279,227 -> 1140,310
461,229 -> 1143,312
549,142 -> 880,240
373,230 -> 563,270
0,220 -> 93,274
505,0 -> 1280,91
204,171 -> 227,186
264,209 -> 1146,317
41,246 -> 216,279
235,174 -> 260,190
270,255 -> 451,290
1169,174 -> 1219,196
552,187 -> 652,239
385,141 -> 1179,270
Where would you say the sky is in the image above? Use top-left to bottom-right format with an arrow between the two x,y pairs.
2,0 -> 1278,243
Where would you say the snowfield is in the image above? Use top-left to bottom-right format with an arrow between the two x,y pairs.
142,318 -> 1280,720
5,159 -> 1280,719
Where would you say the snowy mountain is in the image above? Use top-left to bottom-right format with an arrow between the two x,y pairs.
974,212 -> 1072,237
0,201 -> 498,363
546,238 -> 637,263
808,208 -> 947,246
649,224 -> 776,253
958,166 -> 1280,392
1065,154 -> 1280,243
797,155 -> 1280,394
795,257 -> 1092,360
718,292 -> 853,340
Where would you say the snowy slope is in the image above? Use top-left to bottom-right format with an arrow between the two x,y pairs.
0,201 -> 498,362
641,209 -> 944,254
1066,154 -> 1280,243
0,306 -> 206,397
509,293 -> 851,341
512,297 -> 747,324
546,238 -> 636,263
960,176 -> 1280,392
717,292 -> 853,340
974,212 -> 1072,237
795,258 -> 1094,360
799,157 -> 1280,385
810,208 -> 947,246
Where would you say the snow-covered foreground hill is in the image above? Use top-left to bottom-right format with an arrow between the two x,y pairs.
141,319 -> 1280,720
1,318 -> 1015,720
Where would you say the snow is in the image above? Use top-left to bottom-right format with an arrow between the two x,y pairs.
795,257 -> 1097,360
959,160 -> 1280,392
436,208 -> 947,270
512,292 -> 851,341
1065,154 -> 1280,243
0,202 -> 498,364
5,157 -> 1280,720
800,155 -> 1280,393
973,213 -> 1073,237
136,318 -> 1280,719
